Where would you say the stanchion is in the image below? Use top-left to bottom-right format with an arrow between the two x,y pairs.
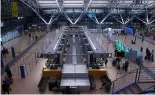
42,45 -> 44,53
35,53 -> 37,64
24,61 -> 29,76
17,60 -> 20,76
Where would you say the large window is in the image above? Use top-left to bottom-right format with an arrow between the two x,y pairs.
1,29 -> 19,43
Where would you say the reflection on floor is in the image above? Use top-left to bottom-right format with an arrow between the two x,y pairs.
2,30 -> 155,94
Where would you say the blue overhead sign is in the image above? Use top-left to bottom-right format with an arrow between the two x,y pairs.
16,25 -> 23,29
125,27 -> 133,35
88,13 -> 95,18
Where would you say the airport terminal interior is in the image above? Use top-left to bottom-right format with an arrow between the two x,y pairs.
1,0 -> 155,94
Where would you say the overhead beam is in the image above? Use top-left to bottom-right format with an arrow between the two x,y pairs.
20,0 -> 48,24
112,16 -> 124,24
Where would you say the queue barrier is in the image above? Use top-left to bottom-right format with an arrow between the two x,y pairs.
88,69 -> 107,78
42,67 -> 62,78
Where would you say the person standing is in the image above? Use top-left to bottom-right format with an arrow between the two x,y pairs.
145,48 -> 149,60
105,58 -> 108,66
2,81 -> 10,94
4,73 -> 11,91
5,65 -> 12,78
29,33 -> 31,41
140,46 -> 143,52
148,49 -> 151,61
142,35 -> 144,42
151,50 -> 154,62
124,60 -> 129,72
35,35 -> 38,41
125,32 -> 127,40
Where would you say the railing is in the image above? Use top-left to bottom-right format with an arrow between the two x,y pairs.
138,67 -> 155,83
89,68 -> 139,94
112,68 -> 139,93
89,66 -> 155,94
139,85 -> 155,94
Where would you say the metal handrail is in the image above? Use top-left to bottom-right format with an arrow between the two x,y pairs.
139,85 -> 155,94
92,68 -> 140,94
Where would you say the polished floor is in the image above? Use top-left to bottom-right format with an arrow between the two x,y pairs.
1,29 -> 155,94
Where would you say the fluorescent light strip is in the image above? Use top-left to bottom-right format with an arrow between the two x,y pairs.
85,32 -> 96,50
53,33 -> 63,50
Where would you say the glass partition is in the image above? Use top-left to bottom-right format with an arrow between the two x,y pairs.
1,29 -> 19,43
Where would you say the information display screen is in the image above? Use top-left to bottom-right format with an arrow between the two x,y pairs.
125,27 -> 133,35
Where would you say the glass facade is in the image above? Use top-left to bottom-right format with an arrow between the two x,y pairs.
1,29 -> 19,43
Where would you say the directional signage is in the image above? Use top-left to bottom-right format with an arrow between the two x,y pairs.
88,13 -> 95,18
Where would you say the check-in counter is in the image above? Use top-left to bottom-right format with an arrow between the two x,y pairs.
42,67 -> 62,78
88,69 -> 107,78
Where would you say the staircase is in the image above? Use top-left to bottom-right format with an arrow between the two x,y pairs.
115,84 -> 142,94
84,67 -> 155,94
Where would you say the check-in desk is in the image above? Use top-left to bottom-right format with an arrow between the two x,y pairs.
42,67 -> 62,78
88,69 -> 107,78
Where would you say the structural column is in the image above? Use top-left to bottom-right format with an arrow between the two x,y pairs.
46,25 -> 50,32
97,24 -> 102,33
88,54 -> 90,65
121,24 -> 126,31
146,24 -> 151,32
1,55 -> 3,67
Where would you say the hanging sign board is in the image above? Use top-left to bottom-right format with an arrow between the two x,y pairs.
11,2 -> 18,17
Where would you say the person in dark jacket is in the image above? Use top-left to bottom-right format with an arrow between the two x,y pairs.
29,33 -> 31,40
114,49 -> 118,57
35,35 -> 38,41
124,60 -> 129,72
5,65 -> 12,78
105,58 -> 108,66
2,81 -> 10,94
142,35 -> 144,42
4,73 -> 11,91
151,50 -> 154,62
145,48 -> 149,60
140,46 -> 143,52
148,49 -> 151,61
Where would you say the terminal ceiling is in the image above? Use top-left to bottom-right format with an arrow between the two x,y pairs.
20,0 -> 155,25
